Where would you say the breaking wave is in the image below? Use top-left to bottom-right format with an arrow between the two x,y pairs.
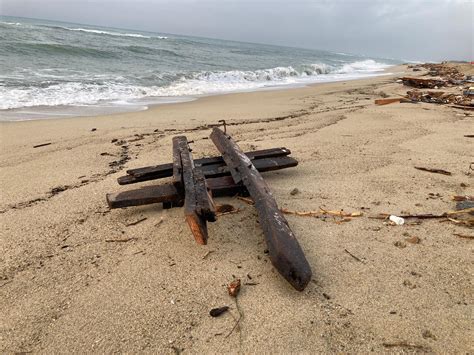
0,60 -> 391,110
49,25 -> 167,39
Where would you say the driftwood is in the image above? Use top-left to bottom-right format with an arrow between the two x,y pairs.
374,98 -> 408,105
118,147 -> 293,184
210,127 -> 312,291
415,166 -> 452,176
33,142 -> 52,148
173,136 -> 216,245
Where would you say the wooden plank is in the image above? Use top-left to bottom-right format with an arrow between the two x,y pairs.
175,136 -> 216,245
106,175 -> 246,209
210,127 -> 312,291
375,98 -> 402,105
120,147 -> 291,182
106,184 -> 179,208
118,155 -> 297,185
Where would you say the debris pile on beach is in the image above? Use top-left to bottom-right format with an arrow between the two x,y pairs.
398,62 -> 474,109
406,89 -> 471,105
407,62 -> 467,83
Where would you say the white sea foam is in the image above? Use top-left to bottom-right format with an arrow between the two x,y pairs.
60,27 -> 167,39
0,60 -> 391,110
0,21 -> 22,26
336,59 -> 391,73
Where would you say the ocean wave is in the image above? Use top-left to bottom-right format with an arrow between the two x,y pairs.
6,42 -> 119,58
0,60 -> 391,110
67,28 -> 153,38
0,21 -> 22,26
125,46 -> 181,57
335,59 -> 390,73
43,25 -> 167,39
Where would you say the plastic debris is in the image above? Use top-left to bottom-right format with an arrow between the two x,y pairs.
389,215 -> 405,225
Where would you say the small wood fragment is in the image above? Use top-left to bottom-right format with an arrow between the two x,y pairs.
33,142 -> 52,148
344,249 -> 364,263
281,208 -> 362,218
210,306 -> 229,317
452,195 -> 474,201
375,98 -> 403,105
415,166 -> 452,176
382,342 -> 431,351
227,279 -> 241,297
125,217 -> 147,226
237,196 -> 254,205
105,237 -> 138,243
454,233 -> 474,239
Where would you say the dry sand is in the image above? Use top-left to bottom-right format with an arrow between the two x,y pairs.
1,65 -> 472,353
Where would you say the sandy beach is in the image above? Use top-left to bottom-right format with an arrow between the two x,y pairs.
1,65 -> 472,353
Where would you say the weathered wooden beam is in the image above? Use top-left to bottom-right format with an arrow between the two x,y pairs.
174,136 -> 216,245
118,147 -> 292,184
106,184 -> 180,209
106,176 -> 246,209
118,154 -> 297,185
210,127 -> 312,291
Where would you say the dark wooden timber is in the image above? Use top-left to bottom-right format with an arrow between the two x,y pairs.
174,136 -> 216,245
106,175 -> 246,209
210,127 -> 311,291
118,153 -> 296,185
127,147 -> 290,176
106,183 -> 180,209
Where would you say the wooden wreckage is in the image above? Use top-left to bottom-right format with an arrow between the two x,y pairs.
106,127 -> 312,291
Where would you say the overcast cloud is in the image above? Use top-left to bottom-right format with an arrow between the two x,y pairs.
1,0 -> 472,61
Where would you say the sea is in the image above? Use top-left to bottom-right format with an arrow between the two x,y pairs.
0,16 -> 402,121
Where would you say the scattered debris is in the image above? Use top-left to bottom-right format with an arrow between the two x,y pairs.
405,235 -> 421,244
210,306 -> 229,317
105,237 -> 138,243
415,166 -> 452,176
91,128 -> 97,132
290,187 -> 300,195
344,249 -> 364,263
281,208 -> 362,218
215,204 -> 240,216
227,279 -> 241,297
454,233 -> 473,239
389,215 -> 405,226
237,196 -> 254,205
125,217 -> 147,226
382,342 -> 430,352
202,250 -> 215,259
33,142 -> 52,148
155,218 -> 164,227
422,330 -> 437,340
452,195 -> 474,201
394,241 -> 406,249
400,77 -> 446,89
456,201 -> 474,212
374,98 -> 406,105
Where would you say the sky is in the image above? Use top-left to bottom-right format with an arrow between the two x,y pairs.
1,0 -> 472,61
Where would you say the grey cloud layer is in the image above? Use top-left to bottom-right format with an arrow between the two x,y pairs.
1,0 -> 472,61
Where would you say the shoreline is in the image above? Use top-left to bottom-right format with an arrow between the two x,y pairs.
0,66 -> 400,122
1,64 -> 471,353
